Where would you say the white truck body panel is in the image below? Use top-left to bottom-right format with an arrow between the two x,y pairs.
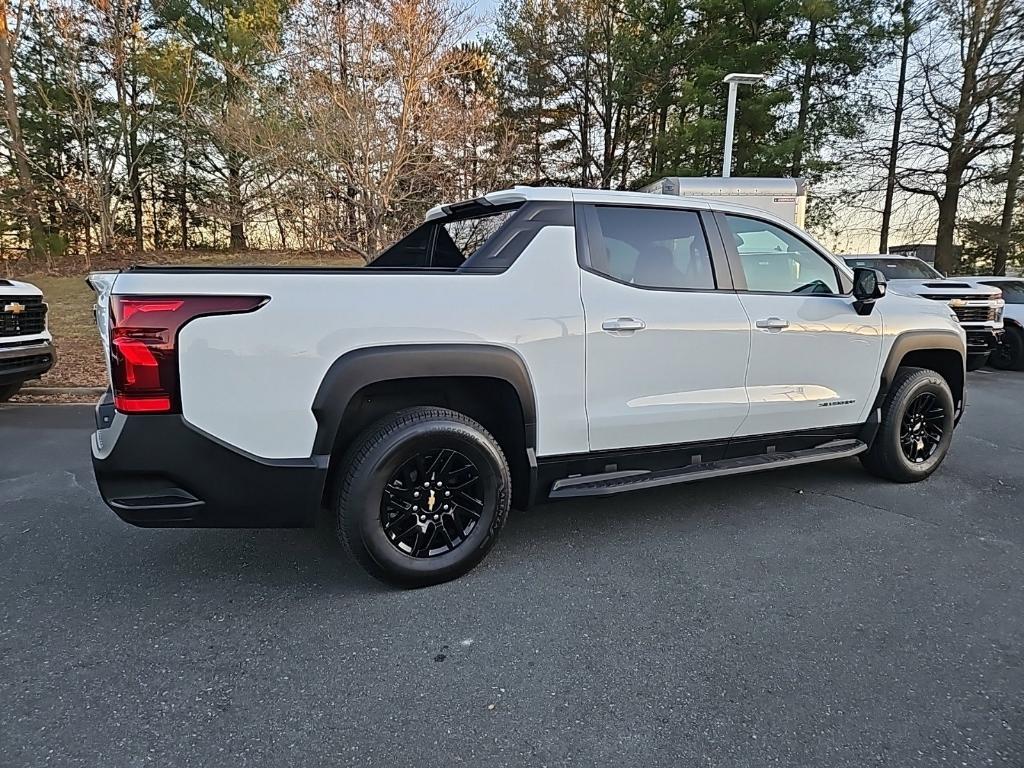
94,187 -> 964,463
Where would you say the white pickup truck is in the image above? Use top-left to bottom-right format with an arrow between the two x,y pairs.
89,187 -> 967,586
1,278 -> 55,401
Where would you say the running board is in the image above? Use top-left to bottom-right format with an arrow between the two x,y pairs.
548,439 -> 867,499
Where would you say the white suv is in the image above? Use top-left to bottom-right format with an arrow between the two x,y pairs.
88,187 -> 967,586
0,278 -> 55,401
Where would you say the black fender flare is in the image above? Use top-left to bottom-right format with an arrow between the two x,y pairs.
880,330 -> 965,392
870,329 -> 965,417
310,343 -> 538,457
858,329 -> 965,445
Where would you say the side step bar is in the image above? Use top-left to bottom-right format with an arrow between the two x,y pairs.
548,439 -> 867,499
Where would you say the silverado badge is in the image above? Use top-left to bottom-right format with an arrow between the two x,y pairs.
3,302 -> 26,314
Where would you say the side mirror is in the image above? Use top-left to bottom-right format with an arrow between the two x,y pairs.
852,267 -> 886,316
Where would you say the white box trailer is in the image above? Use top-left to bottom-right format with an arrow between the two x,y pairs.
639,177 -> 808,228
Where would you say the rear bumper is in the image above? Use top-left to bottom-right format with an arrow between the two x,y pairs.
0,340 -> 55,384
91,392 -> 328,527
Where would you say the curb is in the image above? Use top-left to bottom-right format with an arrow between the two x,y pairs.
21,386 -> 106,395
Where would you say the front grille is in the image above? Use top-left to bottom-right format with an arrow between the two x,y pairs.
0,296 -> 46,337
953,305 -> 998,323
0,353 -> 51,374
921,293 -> 983,302
919,294 -> 999,324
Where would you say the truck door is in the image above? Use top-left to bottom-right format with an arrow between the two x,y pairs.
715,212 -> 883,436
578,203 -> 752,451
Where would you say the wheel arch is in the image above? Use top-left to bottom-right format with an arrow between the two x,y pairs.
312,344 -> 538,508
878,330 -> 966,415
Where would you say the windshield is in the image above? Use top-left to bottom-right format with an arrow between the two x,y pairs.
983,280 -> 1024,304
844,257 -> 942,280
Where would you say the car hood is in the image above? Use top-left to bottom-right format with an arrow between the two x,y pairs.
0,278 -> 44,296
884,278 -> 1002,298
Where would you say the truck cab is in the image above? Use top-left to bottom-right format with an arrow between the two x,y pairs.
843,254 -> 1003,370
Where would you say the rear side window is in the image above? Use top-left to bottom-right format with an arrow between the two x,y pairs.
372,206 -> 519,269
585,206 -> 716,290
722,214 -> 839,295
433,210 -> 519,267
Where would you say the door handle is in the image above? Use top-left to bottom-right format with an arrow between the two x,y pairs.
602,317 -> 646,332
755,317 -> 789,330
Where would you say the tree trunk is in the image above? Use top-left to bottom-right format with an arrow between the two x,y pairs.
179,136 -> 189,249
0,3 -> 46,262
791,17 -> 818,178
994,85 -> 1024,276
534,92 -> 543,182
227,153 -> 246,250
880,1 -> 913,254
935,170 -> 963,274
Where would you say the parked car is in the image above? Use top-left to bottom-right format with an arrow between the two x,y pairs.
955,276 -> 1024,370
0,278 -> 55,402
89,188 -> 968,586
843,254 -> 1003,371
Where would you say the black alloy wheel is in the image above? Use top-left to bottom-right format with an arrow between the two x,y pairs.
899,391 -> 946,464
989,326 -> 1024,371
859,366 -> 955,483
381,448 -> 484,558
335,406 -> 511,587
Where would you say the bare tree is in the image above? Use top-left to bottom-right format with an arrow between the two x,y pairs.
264,0 -> 499,257
899,0 -> 1024,272
879,0 -> 920,253
0,0 -> 46,263
993,81 -> 1023,274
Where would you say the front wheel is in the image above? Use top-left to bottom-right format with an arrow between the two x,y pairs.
989,326 -> 1024,371
860,366 -> 955,483
966,353 -> 989,371
334,407 -> 511,587
0,382 -> 22,402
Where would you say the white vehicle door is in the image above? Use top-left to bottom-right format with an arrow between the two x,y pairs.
578,203 -> 752,451
715,212 -> 883,436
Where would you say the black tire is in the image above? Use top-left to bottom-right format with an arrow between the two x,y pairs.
989,326 -> 1024,371
966,353 -> 989,371
0,382 -> 21,402
334,406 -> 510,587
860,366 -> 955,483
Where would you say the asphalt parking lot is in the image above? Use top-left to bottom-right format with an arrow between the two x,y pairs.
2,371 -> 1023,768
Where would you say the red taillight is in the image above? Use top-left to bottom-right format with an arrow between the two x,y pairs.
109,295 -> 267,414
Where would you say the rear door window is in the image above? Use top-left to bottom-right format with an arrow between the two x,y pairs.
584,205 -> 716,290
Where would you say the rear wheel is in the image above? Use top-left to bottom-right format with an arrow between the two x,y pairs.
989,326 -> 1024,371
334,406 -> 510,587
0,382 -> 21,402
860,366 -> 955,483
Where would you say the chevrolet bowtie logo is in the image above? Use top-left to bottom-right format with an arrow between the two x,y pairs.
3,302 -> 25,315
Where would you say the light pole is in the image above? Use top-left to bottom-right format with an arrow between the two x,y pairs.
721,73 -> 765,178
